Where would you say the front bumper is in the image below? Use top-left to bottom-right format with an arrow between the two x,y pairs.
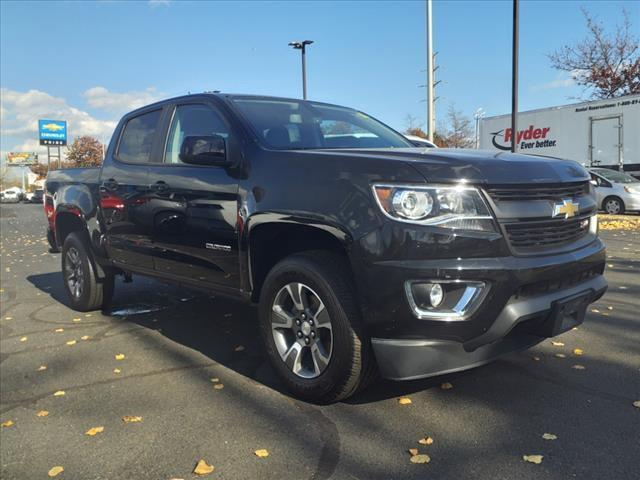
372,274 -> 606,380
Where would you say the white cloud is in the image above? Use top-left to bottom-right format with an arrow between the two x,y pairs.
532,70 -> 583,91
82,86 -> 164,113
0,87 -> 118,163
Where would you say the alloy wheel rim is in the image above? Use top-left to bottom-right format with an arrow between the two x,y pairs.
606,200 -> 620,214
271,282 -> 333,379
64,247 -> 84,299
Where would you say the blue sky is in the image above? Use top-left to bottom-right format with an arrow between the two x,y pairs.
1,0 -> 638,161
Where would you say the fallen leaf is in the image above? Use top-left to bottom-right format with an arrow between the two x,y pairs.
572,364 -> 586,370
54,328 -> 64,333
523,455 -> 543,464
607,306 -> 613,311
72,318 -> 81,322
591,308 -> 600,313
113,368 -> 121,374
4,316 -> 12,320
542,433 -> 557,440
37,365 -> 47,371
551,341 -> 564,346
81,335 -> 90,341
20,336 -> 27,342
85,426 -> 104,436
573,348 -> 584,356
410,454 -> 431,464
398,397 -> 412,405
48,466 -> 64,477
532,356 -> 541,361
210,378 -> 220,383
234,345 -> 245,352
418,437 -> 434,445
554,353 -> 566,359
408,448 -> 418,456
36,410 -> 49,417
115,353 -> 125,360
122,415 -> 142,423
633,400 -> 640,408
53,390 -> 65,397
213,383 -> 224,390
193,459 -> 214,475
441,382 -> 453,390
66,340 -> 77,346
254,449 -> 269,458
1,420 -> 14,428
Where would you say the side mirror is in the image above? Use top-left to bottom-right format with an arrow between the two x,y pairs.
179,135 -> 230,166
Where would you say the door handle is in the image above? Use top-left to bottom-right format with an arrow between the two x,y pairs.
100,178 -> 119,192
149,181 -> 170,193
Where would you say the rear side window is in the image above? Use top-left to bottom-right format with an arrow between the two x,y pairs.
117,109 -> 162,163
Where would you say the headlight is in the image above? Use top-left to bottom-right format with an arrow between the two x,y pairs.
373,184 -> 495,232
624,186 -> 640,195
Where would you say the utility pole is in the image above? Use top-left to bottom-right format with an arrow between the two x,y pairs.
289,40 -> 314,99
426,0 -> 434,142
511,0 -> 519,153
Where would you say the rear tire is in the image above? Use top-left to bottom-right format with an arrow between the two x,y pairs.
61,232 -> 114,311
603,196 -> 624,215
259,251 -> 375,403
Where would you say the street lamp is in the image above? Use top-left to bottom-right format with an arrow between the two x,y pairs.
289,40 -> 314,99
474,108 -> 485,149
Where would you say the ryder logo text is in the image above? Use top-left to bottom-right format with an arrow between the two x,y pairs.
491,125 -> 557,151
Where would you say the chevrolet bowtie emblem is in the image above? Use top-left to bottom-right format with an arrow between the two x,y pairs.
553,198 -> 579,219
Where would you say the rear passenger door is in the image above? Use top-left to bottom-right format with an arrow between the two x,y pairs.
100,107 -> 165,270
146,101 -> 241,291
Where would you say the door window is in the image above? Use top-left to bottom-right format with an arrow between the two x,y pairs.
117,109 -> 162,163
165,104 -> 230,163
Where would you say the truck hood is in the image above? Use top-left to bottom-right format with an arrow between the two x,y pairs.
323,148 -> 590,185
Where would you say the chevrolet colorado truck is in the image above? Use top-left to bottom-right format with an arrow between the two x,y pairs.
45,94 -> 607,402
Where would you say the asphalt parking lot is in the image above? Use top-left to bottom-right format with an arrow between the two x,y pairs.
1,203 -> 638,480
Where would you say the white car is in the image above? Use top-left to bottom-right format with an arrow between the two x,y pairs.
1,190 -> 20,203
404,134 -> 437,148
588,168 -> 640,215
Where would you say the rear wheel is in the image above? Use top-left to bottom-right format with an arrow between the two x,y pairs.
259,251 -> 375,403
61,232 -> 114,311
603,196 -> 624,215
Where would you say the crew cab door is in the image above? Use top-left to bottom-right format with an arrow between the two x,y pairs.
100,107 -> 166,270
146,101 -> 241,291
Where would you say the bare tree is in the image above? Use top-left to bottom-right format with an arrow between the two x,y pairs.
440,105 -> 474,148
548,8 -> 640,99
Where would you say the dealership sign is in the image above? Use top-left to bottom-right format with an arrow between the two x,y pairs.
6,152 -> 38,166
490,124 -> 557,151
39,119 -> 67,146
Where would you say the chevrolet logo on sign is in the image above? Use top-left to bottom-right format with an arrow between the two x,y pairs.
553,199 -> 580,219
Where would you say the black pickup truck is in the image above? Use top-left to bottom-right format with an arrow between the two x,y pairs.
45,94 -> 607,402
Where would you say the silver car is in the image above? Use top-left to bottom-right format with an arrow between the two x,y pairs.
588,168 -> 640,215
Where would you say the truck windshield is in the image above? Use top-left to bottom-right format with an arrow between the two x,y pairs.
594,169 -> 638,184
231,97 -> 412,150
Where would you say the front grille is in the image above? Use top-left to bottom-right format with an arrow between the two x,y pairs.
485,182 -> 589,202
504,215 -> 590,249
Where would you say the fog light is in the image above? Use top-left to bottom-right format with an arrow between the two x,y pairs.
429,283 -> 444,307
406,280 -> 489,321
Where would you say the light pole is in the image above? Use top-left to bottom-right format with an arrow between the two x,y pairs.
474,108 -> 485,149
289,40 -> 313,99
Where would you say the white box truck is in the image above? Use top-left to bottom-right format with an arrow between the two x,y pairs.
479,94 -> 640,177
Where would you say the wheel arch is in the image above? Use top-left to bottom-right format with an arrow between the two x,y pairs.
247,219 -> 354,303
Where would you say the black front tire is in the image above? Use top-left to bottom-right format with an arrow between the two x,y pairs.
603,196 -> 625,215
259,251 -> 375,403
61,232 -> 114,311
